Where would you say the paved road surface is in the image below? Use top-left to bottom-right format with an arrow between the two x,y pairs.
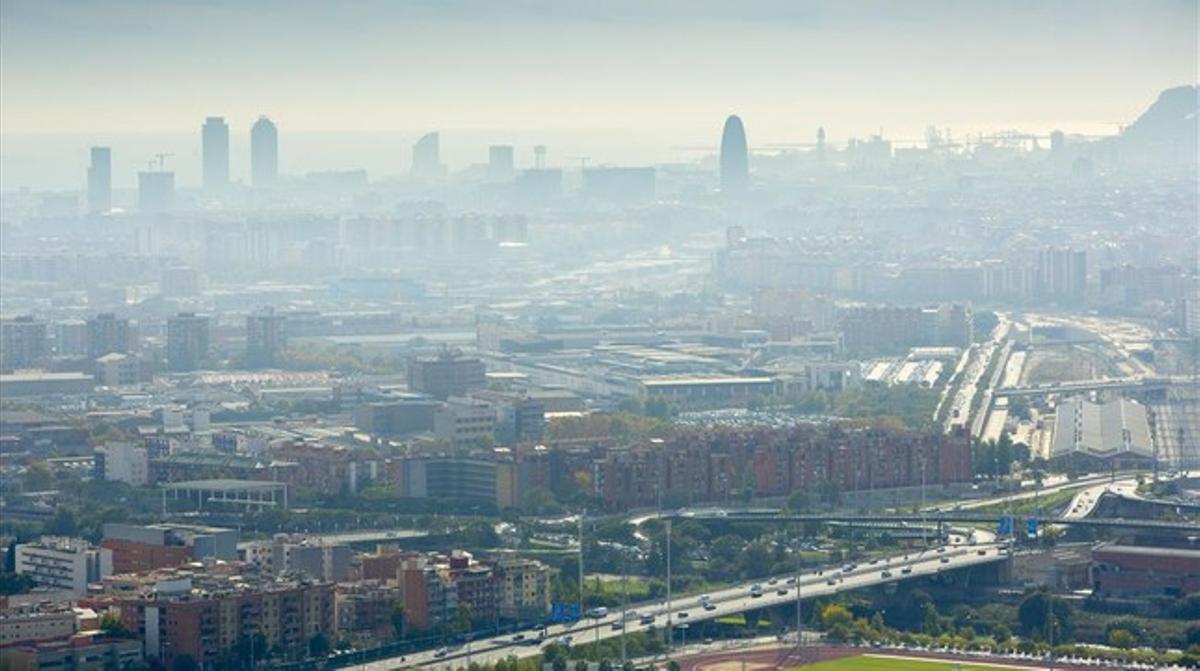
358,542 -> 1009,669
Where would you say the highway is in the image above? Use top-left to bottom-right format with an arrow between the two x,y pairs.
359,541 -> 1009,670
353,471 -> 1191,669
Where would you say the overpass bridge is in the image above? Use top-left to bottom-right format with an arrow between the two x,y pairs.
994,376 -> 1187,398
357,542 -> 1009,670
670,510 -> 1200,533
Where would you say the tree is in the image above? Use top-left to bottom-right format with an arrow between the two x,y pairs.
0,572 -> 35,596
45,507 -> 79,537
1108,629 -> 1136,649
1017,590 -> 1072,643
820,604 -> 853,630
308,633 -> 330,658
24,462 -> 54,491
99,613 -> 131,637
992,623 -> 1012,644
391,600 -> 406,640
737,541 -> 773,578
922,602 -> 941,636
455,602 -> 473,634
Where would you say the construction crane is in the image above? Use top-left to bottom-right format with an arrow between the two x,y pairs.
566,156 -> 590,169
147,153 -> 172,172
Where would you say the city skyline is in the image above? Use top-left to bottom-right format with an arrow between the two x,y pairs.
1,0 -> 1196,189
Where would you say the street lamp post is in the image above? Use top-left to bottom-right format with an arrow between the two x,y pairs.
665,518 -> 673,655
578,512 -> 585,624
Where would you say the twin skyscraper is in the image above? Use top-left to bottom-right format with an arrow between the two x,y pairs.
202,115 -> 279,190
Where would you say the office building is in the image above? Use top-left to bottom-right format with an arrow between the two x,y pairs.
393,457 -> 498,504
166,312 -> 210,371
14,537 -> 112,596
251,115 -> 279,186
85,312 -> 131,357
411,131 -> 442,180
101,522 -> 237,574
96,352 -> 138,386
406,349 -> 486,399
94,442 -> 149,486
245,306 -> 287,368
719,114 -> 749,192
86,146 -> 112,214
433,396 -> 496,445
355,398 -> 438,436
1,316 -> 48,369
488,145 -> 515,181
201,116 -> 230,190
137,170 -> 175,213
53,319 -> 88,357
1037,247 -> 1088,304
254,535 -> 354,581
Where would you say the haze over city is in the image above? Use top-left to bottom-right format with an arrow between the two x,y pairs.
0,3 -> 1198,671
2,0 -> 1197,187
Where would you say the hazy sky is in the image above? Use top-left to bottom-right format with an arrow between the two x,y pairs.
2,0 -> 1197,189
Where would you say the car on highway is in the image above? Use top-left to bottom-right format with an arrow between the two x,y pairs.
901,567 -> 912,574
940,557 -> 950,564
611,621 -> 623,630
786,577 -> 797,585
826,578 -> 837,586
639,614 -> 655,625
434,647 -> 449,658
767,577 -> 778,585
677,611 -> 689,619
749,584 -> 764,598
698,594 -> 712,607
776,587 -> 788,596
881,570 -> 892,578
586,606 -> 608,619
977,549 -> 987,556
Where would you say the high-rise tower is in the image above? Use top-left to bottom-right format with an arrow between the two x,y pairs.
251,116 -> 279,186
201,117 -> 230,190
87,147 -> 112,214
719,115 -> 749,192
411,132 -> 442,181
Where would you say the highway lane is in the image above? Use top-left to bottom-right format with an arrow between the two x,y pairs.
350,470 -> 1132,667
358,541 -> 1010,670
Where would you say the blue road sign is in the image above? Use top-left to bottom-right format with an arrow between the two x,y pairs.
550,603 -> 580,623
1026,517 -> 1038,538
997,516 -> 1013,536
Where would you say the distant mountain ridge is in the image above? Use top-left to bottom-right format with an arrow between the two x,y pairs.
1114,85 -> 1198,164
